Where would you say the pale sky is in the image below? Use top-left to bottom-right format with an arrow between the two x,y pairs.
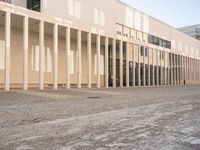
122,0 -> 200,28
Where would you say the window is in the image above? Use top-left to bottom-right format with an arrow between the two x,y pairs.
148,34 -> 171,49
27,0 -> 40,12
140,47 -> 144,56
145,48 -> 148,57
0,0 -> 10,3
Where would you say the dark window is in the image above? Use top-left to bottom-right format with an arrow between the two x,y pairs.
159,39 -> 163,47
27,0 -> 40,12
145,48 -> 148,57
154,37 -> 159,46
140,47 -> 144,56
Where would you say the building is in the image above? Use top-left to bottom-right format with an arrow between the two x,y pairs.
0,0 -> 200,91
178,24 -> 200,41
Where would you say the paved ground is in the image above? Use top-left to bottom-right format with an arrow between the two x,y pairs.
0,86 -> 200,150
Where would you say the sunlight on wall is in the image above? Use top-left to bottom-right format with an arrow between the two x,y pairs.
135,11 -> 141,31
0,41 -> 5,70
68,0 -> 81,19
125,7 -> 133,27
93,8 -> 105,27
143,15 -> 149,33
94,54 -> 104,75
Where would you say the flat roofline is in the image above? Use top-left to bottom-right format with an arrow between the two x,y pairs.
116,0 -> 200,44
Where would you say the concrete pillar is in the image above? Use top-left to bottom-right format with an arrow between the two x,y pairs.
138,46 -> 141,87
39,20 -> 44,90
164,51 -> 166,85
148,48 -> 150,86
53,24 -> 58,90
97,34 -> 101,88
133,44 -> 135,87
77,30 -> 81,88
177,55 -> 179,85
143,47 -> 145,86
4,12 -> 11,91
126,42 -> 129,87
119,40 -> 123,87
167,53 -> 170,85
87,32 -> 91,88
157,50 -> 159,86
160,51 -> 163,85
105,37 -> 109,88
152,49 -> 155,86
112,39 -> 116,88
23,16 -> 29,90
66,27 -> 70,89
171,53 -> 173,85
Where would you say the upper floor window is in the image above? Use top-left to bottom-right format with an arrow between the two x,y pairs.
0,0 -> 10,3
27,0 -> 40,12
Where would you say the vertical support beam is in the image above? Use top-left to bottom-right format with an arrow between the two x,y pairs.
39,20 -> 44,90
148,48 -> 150,86
126,42 -> 129,87
143,47 -> 145,86
138,46 -> 141,87
167,53 -> 170,85
156,50 -> 159,86
87,32 -> 91,88
171,53 -> 173,85
164,51 -> 166,85
160,51 -> 162,85
97,34 -> 101,88
174,54 -> 176,85
77,30 -> 81,89
105,37 -> 109,88
5,12 -> 11,91
66,27 -> 70,89
119,40 -> 123,87
112,39 -> 116,88
23,16 -> 28,90
152,49 -> 155,86
133,44 -> 135,87
53,23 -> 58,90
177,55 -> 179,85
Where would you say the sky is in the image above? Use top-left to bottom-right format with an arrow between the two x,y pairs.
122,0 -> 200,28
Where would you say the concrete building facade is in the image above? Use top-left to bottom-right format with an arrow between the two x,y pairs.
0,0 -> 200,91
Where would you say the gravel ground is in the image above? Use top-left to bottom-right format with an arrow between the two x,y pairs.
0,86 -> 200,150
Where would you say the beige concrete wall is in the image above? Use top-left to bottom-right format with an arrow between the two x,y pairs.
0,26 -> 105,87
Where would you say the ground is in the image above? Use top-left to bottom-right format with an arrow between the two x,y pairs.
0,86 -> 200,150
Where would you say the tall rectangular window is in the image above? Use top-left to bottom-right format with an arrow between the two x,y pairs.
27,0 -> 40,12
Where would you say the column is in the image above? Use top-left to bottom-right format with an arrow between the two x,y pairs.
66,27 -> 70,89
138,46 -> 141,87
77,30 -> 81,88
53,24 -> 58,90
97,34 -> 101,88
133,45 -> 135,87
152,49 -> 155,86
39,20 -> 44,90
112,39 -> 116,88
126,42 -> 129,87
164,51 -> 166,85
148,48 -> 150,86
157,50 -> 159,86
177,55 -> 179,85
143,47 -> 145,86
171,53 -> 173,85
23,16 -> 28,90
119,40 -> 123,87
5,12 -> 11,91
174,54 -> 176,85
105,37 -> 109,88
87,32 -> 91,88
167,53 -> 170,85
